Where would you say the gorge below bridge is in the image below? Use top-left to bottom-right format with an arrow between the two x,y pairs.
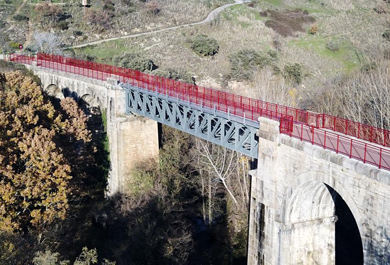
8,53 -> 390,265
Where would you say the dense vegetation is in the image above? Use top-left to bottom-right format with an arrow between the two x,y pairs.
0,67 -> 110,264
0,67 -> 249,264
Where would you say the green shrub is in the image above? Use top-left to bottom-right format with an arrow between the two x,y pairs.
73,30 -> 83,37
325,40 -> 340,52
113,52 -> 157,72
229,49 -> 277,81
57,21 -> 69,30
154,68 -> 193,83
283,63 -> 303,85
13,14 -> 29,21
188,35 -> 219,56
9,42 -> 20,50
25,45 -> 38,53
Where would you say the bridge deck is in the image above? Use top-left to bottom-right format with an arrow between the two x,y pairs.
8,53 -> 390,170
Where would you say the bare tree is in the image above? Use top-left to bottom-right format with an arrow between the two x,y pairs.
32,32 -> 63,55
250,67 -> 298,107
192,139 -> 250,227
309,59 -> 390,130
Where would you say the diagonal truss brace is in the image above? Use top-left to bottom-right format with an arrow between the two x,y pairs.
124,84 -> 259,158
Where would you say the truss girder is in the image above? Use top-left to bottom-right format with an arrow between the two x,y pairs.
125,85 -> 258,158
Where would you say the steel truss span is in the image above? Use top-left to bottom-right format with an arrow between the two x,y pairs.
124,84 -> 259,158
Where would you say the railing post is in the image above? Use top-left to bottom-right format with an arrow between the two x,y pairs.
364,143 -> 367,163
300,124 -> 303,141
370,126 -> 373,143
349,139 -> 353,158
358,123 -> 360,139
336,135 -> 339,154
379,148 -> 383,169
311,126 -> 315,144
324,131 -> 326,149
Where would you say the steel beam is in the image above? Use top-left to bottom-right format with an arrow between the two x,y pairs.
124,84 -> 259,158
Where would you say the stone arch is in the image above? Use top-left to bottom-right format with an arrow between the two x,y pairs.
45,84 -> 64,99
285,170 -> 363,235
285,181 -> 335,225
284,172 -> 364,265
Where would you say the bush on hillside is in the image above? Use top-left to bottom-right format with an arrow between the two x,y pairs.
283,63 -> 303,85
113,52 -> 157,72
13,14 -> 29,21
229,49 -> 277,81
154,68 -> 194,83
188,35 -> 219,56
326,40 -> 340,52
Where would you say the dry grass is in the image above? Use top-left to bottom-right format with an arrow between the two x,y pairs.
284,0 -> 378,10
76,0 -> 390,111
113,0 -> 212,34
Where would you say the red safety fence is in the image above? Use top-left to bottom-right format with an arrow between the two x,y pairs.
8,53 -> 390,170
9,53 -> 35,65
280,121 -> 390,170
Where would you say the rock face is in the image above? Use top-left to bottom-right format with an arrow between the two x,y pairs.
247,117 -> 390,265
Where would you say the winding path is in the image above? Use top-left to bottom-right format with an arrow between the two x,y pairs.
72,0 -> 249,49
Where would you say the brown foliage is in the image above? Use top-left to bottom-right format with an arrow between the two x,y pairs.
264,9 -> 315,37
35,3 -> 63,27
0,72 -> 91,232
145,1 -> 160,15
85,9 -> 113,32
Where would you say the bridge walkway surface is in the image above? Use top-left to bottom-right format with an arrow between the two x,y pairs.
7,53 -> 390,170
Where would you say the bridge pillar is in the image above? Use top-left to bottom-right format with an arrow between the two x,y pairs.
108,116 -> 159,194
106,88 -> 159,195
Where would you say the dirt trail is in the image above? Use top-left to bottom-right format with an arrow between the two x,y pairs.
72,0 -> 249,49
7,0 -> 28,23
14,0 -> 29,17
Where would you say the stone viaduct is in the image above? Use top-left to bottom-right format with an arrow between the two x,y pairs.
24,64 -> 390,265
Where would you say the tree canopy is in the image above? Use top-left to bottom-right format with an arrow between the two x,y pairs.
0,71 -> 91,232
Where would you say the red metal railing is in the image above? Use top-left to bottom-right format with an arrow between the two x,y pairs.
8,53 -> 390,170
9,53 -> 35,65
280,121 -> 390,170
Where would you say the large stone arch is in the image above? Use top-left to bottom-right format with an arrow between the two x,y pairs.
286,170 -> 363,238
284,180 -> 336,264
283,171 -> 364,265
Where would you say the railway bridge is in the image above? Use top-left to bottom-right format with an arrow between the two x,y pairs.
8,53 -> 390,265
